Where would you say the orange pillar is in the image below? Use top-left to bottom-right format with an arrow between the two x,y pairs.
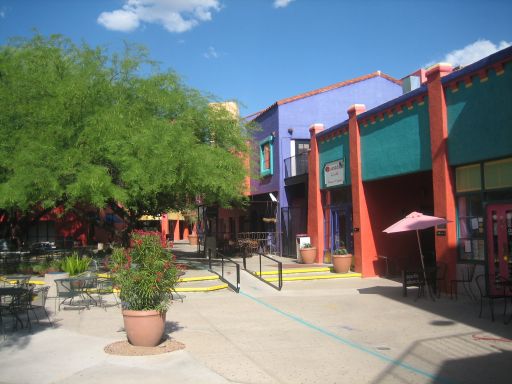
348,104 -> 377,277
173,220 -> 181,241
307,123 -> 324,263
426,63 -> 457,288
160,214 -> 169,239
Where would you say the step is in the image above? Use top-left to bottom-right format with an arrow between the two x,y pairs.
261,272 -> 362,283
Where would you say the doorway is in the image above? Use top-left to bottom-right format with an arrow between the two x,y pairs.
486,203 -> 512,293
330,205 -> 353,254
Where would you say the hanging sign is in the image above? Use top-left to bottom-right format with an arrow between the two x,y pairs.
324,159 -> 345,187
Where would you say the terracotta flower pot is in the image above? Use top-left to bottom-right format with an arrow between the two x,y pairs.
300,247 -> 317,264
188,234 -> 198,246
122,309 -> 167,347
332,254 -> 352,274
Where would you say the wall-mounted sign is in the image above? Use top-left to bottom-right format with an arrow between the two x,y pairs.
324,159 -> 345,187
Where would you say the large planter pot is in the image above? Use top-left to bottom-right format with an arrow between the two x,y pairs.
122,309 -> 167,347
300,247 -> 317,264
332,254 -> 352,274
188,234 -> 198,246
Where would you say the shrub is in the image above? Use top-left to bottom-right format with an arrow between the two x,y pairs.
111,230 -> 180,312
60,252 -> 92,276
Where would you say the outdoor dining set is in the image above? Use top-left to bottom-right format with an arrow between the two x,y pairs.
402,262 -> 512,324
0,272 -> 118,337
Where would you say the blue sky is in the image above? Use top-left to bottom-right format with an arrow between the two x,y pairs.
0,0 -> 511,116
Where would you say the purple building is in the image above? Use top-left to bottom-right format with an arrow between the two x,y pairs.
246,72 -> 403,256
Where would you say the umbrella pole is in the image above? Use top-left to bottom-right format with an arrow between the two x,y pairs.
416,230 -> 433,300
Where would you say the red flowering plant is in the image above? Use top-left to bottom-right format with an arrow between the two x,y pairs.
111,230 -> 180,312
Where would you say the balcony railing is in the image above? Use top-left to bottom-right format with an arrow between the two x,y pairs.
284,152 -> 308,178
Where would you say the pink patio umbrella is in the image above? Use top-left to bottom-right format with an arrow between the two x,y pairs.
383,211 -> 450,298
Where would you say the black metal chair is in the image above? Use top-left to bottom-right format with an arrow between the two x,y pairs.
475,274 -> 508,322
54,278 -> 81,311
450,264 -> 476,300
96,276 -> 119,308
7,286 -> 34,330
28,286 -> 53,326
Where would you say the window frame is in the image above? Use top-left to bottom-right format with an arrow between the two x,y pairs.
259,135 -> 274,177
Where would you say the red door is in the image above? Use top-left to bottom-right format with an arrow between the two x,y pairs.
486,204 -> 512,294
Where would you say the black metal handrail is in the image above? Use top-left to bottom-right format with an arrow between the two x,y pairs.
284,152 -> 308,178
243,252 -> 283,291
208,250 -> 240,293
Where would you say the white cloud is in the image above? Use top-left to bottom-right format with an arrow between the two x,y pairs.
274,0 -> 295,8
203,46 -> 219,59
427,39 -> 512,68
97,0 -> 220,33
98,9 -> 140,32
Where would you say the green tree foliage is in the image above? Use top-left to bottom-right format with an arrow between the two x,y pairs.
0,34 -> 252,241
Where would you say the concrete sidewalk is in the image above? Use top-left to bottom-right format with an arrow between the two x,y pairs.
1,244 -> 511,383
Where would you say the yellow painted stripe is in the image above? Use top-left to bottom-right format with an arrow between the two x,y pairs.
175,284 -> 228,292
98,273 -> 219,283
4,279 -> 45,286
179,275 -> 219,282
255,267 -> 331,276
263,273 -> 362,282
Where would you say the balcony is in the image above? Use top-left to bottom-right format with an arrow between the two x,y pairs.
284,152 -> 308,185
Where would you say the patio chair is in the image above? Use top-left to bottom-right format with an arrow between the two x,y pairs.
75,272 -> 99,307
28,286 -> 53,326
7,286 -> 34,330
475,274 -> 508,322
54,278 -> 81,311
96,276 -> 119,308
450,264 -> 476,300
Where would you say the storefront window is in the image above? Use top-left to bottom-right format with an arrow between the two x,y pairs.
457,195 -> 485,261
484,158 -> 512,190
455,164 -> 481,192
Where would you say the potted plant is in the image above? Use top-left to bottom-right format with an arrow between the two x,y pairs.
332,244 -> 352,273
111,230 -> 180,347
184,210 -> 198,246
300,243 -> 317,264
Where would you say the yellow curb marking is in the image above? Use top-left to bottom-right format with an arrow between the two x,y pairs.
263,273 -> 362,282
175,284 -> 228,292
255,267 -> 331,276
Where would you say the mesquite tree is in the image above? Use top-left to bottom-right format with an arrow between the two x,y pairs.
0,34 -> 252,245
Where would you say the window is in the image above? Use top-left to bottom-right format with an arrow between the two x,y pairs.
296,140 -> 310,155
484,158 -> 512,190
455,157 -> 512,262
455,164 -> 481,192
457,195 -> 485,261
259,135 -> 274,176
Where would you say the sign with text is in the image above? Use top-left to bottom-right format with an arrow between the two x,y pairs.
324,159 -> 345,187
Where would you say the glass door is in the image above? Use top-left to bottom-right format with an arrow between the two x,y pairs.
330,205 -> 353,253
486,204 -> 512,294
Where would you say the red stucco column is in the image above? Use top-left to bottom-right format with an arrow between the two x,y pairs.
426,63 -> 457,290
348,104 -> 377,277
160,214 -> 169,240
307,123 -> 324,263
173,219 -> 181,241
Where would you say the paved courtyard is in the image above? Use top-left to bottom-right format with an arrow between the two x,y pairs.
1,244 -> 511,384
